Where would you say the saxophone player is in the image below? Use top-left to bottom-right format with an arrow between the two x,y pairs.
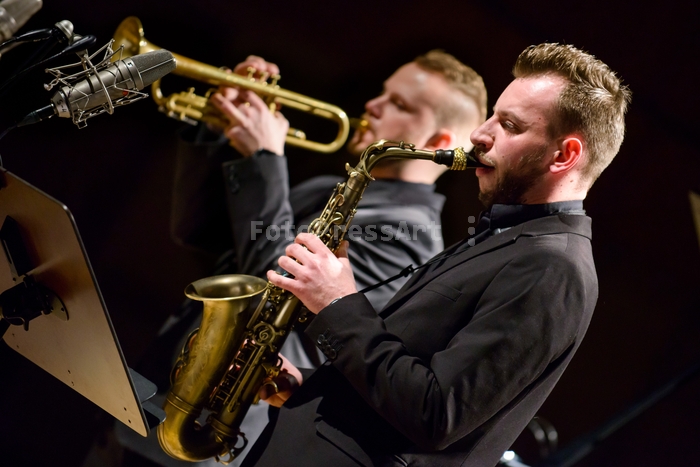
251,43 -> 630,467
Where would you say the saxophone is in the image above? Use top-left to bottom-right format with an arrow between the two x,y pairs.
157,140 -> 485,463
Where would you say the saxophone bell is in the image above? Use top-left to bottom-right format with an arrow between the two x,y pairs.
157,275 -> 267,462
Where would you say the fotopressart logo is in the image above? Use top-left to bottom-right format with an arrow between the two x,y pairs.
250,215 -> 481,246
250,220 -> 443,242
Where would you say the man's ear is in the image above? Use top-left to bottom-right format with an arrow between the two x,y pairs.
550,137 -> 583,174
424,128 -> 457,150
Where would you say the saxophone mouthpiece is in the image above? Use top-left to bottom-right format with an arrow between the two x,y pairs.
433,147 -> 488,170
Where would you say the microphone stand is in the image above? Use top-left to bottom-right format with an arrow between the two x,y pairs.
533,360 -> 700,467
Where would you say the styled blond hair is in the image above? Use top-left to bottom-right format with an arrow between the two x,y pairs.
513,43 -> 631,186
415,50 -> 488,128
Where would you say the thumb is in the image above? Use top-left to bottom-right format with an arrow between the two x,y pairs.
335,240 -> 350,260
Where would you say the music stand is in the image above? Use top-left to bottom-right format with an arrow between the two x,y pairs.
0,168 -> 164,437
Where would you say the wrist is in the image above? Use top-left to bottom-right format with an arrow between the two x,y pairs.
326,293 -> 355,308
252,148 -> 282,158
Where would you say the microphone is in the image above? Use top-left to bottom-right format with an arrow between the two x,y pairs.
18,49 -> 176,128
0,0 -> 42,42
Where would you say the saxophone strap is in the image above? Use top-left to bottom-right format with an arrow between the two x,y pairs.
358,237 -> 473,294
358,264 -> 419,294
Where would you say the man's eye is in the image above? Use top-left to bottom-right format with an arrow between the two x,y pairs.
502,121 -> 517,131
392,99 -> 407,111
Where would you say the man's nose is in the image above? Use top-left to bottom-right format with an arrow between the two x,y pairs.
364,95 -> 384,118
470,117 -> 494,149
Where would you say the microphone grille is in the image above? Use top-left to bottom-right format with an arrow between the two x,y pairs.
130,49 -> 176,88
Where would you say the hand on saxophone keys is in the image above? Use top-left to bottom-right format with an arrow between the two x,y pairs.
267,234 -> 357,313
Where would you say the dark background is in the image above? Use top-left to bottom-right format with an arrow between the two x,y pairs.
1,1 -> 699,466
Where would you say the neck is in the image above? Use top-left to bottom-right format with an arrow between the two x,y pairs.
521,176 -> 588,204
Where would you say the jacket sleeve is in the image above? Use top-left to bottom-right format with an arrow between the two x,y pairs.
305,243 -> 592,450
222,151 -> 297,277
170,124 -> 235,255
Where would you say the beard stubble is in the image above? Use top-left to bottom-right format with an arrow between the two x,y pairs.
478,146 -> 549,209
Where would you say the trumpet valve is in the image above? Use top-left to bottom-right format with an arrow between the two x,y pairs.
246,66 -> 256,81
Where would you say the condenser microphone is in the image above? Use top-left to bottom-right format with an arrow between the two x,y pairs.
17,49 -> 176,127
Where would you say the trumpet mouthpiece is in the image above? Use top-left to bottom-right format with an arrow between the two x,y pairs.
350,118 -> 369,133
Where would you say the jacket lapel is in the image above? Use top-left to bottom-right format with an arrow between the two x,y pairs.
379,214 -> 592,318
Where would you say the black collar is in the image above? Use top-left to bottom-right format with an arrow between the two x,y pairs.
477,200 -> 585,235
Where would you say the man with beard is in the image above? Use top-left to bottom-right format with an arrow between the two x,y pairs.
246,43 -> 631,467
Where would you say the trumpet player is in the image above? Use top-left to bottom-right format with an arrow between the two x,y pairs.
171,50 -> 487,312
247,42 -> 631,467
167,49 -> 487,367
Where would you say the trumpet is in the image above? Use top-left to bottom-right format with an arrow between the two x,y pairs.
112,17 -> 354,154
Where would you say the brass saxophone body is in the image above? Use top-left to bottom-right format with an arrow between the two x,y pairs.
157,140 -> 485,463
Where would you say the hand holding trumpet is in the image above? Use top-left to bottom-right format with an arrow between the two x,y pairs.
210,55 -> 290,157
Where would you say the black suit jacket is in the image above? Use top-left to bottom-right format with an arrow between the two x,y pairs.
244,213 -> 597,467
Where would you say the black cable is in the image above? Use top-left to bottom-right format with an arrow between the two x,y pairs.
0,123 -> 16,141
359,237 -> 472,294
0,41 -> 58,99
0,28 -> 55,53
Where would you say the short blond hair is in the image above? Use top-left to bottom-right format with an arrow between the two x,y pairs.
415,50 -> 488,127
513,43 -> 631,186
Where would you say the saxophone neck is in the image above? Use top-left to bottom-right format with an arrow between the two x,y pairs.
353,140 -> 418,176
351,139 -> 486,176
